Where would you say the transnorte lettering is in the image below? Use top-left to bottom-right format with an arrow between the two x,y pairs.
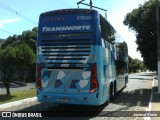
42,25 -> 91,32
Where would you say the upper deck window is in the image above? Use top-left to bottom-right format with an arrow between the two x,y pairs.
100,15 -> 115,44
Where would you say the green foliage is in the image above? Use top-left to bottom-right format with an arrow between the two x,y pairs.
0,27 -> 37,95
123,0 -> 160,71
0,43 -> 35,66
128,56 -> 146,73
13,43 -> 36,65
1,27 -> 37,52
0,43 -> 35,95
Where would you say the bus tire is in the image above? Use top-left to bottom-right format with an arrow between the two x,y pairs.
107,87 -> 111,104
114,81 -> 117,97
106,83 -> 114,105
125,77 -> 127,88
125,75 -> 128,88
110,83 -> 114,101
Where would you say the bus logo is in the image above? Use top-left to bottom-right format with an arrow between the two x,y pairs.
42,25 -> 91,32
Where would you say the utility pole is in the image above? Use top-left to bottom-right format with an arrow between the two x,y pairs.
77,0 -> 85,8
90,0 -> 93,9
156,0 -> 160,93
77,0 -> 107,12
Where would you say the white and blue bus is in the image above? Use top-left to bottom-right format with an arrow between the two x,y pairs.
36,9 -> 128,106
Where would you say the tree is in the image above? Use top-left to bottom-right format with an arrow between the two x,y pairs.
128,56 -> 146,73
1,27 -> 37,86
0,43 -> 35,95
1,35 -> 19,49
20,27 -> 37,52
1,27 -> 37,52
123,0 -> 160,71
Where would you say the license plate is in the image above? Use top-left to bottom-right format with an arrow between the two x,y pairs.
59,98 -> 70,103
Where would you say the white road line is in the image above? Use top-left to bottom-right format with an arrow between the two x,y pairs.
149,78 -> 155,111
144,78 -> 155,120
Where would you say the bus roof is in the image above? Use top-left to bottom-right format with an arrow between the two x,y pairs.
40,8 -> 98,17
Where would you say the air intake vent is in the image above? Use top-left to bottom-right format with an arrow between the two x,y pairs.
39,33 -> 93,69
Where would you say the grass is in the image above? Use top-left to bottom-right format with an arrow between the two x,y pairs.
0,88 -> 36,105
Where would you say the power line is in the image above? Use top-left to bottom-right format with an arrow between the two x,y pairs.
0,2 -> 37,25
0,28 -> 15,35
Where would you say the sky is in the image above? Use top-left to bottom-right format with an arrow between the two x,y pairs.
0,0 -> 148,61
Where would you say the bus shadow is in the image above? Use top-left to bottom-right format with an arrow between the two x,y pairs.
14,87 -> 153,118
112,87 -> 152,108
17,102 -> 106,119
151,86 -> 160,103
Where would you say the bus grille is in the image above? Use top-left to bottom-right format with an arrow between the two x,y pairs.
39,33 -> 93,69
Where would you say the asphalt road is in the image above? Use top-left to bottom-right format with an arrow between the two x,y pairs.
0,72 -> 155,120
0,82 -> 35,95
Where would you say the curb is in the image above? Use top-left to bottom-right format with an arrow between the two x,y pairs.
0,97 -> 37,110
151,78 -> 160,111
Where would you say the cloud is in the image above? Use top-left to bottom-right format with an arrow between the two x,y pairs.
0,18 -> 20,28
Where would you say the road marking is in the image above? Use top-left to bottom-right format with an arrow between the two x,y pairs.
149,78 -> 154,111
144,78 -> 154,120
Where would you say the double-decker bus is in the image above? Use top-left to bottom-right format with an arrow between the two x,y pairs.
36,8 -> 128,106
